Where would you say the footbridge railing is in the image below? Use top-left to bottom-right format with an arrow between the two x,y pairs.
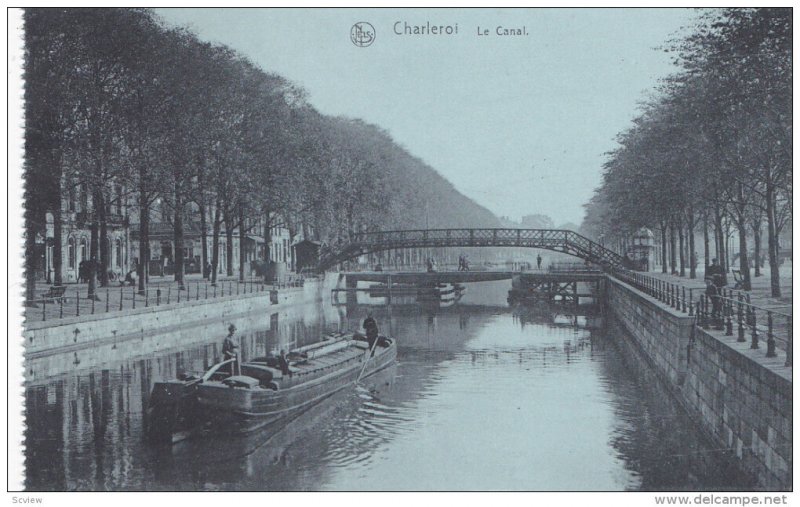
318,228 -> 626,272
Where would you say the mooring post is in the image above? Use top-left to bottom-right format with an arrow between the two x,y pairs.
688,289 -> 694,316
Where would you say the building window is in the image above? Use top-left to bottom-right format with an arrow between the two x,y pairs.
80,238 -> 88,264
68,238 -> 76,269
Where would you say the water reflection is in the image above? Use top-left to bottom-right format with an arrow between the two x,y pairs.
24,280 -> 750,491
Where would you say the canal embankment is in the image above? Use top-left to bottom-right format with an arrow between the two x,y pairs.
606,276 -> 792,491
23,274 -> 343,359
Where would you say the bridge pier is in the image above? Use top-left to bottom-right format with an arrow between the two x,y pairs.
509,272 -> 604,305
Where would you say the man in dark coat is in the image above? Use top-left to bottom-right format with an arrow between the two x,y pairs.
705,258 -> 725,288
363,313 -> 379,349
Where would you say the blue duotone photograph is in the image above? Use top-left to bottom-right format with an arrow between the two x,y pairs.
19,7 -> 791,492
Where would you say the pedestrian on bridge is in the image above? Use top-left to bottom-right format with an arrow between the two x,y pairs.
537,254 -> 543,270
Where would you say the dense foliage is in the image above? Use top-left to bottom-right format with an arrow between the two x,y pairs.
23,8 -> 498,299
581,8 -> 791,296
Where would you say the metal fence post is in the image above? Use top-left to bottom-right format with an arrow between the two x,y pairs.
177,286 -> 181,304
688,289 -> 694,316
145,289 -> 149,308
221,283 -> 225,297
700,296 -> 707,328
725,296 -> 733,336
76,290 -> 80,316
681,287 -> 687,313
59,298 -> 63,319
737,295 -> 745,342
120,286 -> 124,311
42,298 -> 46,322
91,294 -> 95,315
766,311 -> 776,358
750,310 -> 759,349
106,290 -> 110,313
786,317 -> 792,367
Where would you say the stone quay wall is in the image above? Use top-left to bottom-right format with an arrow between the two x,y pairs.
23,274 -> 342,359
683,325 -> 792,490
606,277 -> 792,491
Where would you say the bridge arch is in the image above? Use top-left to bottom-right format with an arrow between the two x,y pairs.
317,228 -> 625,272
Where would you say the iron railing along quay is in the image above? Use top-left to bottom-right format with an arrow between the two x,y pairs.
24,277 -> 305,324
613,269 -> 792,367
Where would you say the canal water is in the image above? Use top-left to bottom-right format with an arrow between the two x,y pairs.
23,280 -> 752,491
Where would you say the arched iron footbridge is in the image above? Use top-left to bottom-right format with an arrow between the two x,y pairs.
318,228 -> 625,272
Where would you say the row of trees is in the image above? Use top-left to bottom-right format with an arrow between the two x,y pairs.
24,8 -> 498,302
581,8 -> 791,296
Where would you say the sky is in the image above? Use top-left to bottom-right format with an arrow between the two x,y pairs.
156,8 -> 698,226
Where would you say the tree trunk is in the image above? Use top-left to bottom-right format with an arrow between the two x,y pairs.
688,211 -> 696,279
211,201 -> 221,285
98,190 -> 109,288
736,218 -> 751,291
225,210 -> 234,277
752,220 -> 762,277
703,214 -> 710,273
263,209 -> 272,283
199,197 -> 208,280
723,219 -> 731,274
173,189 -> 185,289
714,208 -> 726,277
238,202 -> 245,283
89,210 -> 99,299
137,189 -> 149,296
765,182 -> 781,297
678,221 -> 686,277
24,212 -> 38,304
53,204 -> 63,286
669,224 -> 677,275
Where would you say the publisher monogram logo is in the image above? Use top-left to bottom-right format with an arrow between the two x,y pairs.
350,22 -> 375,47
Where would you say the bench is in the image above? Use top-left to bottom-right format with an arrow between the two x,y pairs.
38,285 -> 67,304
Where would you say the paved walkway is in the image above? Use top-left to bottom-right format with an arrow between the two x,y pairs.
25,273 -> 292,325
648,262 -> 793,316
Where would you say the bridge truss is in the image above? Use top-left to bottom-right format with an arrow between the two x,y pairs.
318,228 -> 625,272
